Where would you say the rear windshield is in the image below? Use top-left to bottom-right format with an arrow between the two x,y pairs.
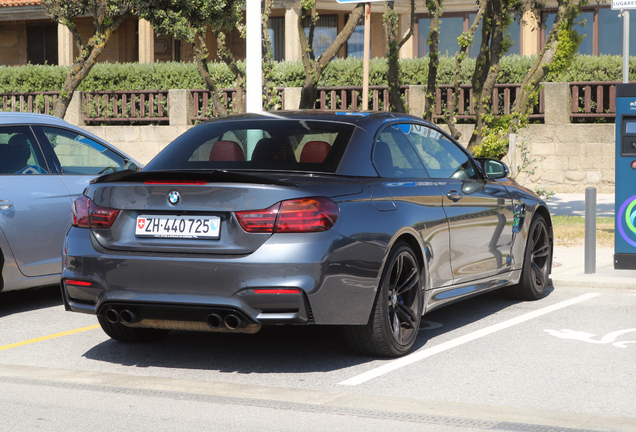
145,120 -> 355,173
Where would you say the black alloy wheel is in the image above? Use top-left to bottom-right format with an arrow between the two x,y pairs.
506,214 -> 552,300
345,241 -> 422,357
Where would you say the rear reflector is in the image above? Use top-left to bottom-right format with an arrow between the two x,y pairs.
235,197 -> 339,234
71,195 -> 120,229
144,180 -> 208,185
253,288 -> 301,294
65,280 -> 92,286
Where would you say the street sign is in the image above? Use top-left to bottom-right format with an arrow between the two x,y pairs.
612,0 -> 636,10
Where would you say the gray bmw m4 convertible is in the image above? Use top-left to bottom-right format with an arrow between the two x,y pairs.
61,111 -> 553,357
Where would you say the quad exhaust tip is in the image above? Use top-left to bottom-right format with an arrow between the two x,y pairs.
206,313 -> 223,329
105,309 -> 120,324
119,309 -> 140,325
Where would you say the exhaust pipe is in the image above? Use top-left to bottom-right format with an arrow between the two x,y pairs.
119,309 -> 140,325
206,313 -> 224,329
105,308 -> 120,324
224,314 -> 245,330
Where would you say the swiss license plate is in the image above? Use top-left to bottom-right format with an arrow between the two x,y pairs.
135,215 -> 221,239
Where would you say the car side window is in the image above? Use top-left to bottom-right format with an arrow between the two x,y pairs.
399,123 -> 479,180
372,126 -> 429,178
41,127 -> 125,175
0,126 -> 48,175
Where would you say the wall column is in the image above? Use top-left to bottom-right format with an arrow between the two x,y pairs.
543,82 -> 572,125
139,19 -> 155,64
285,0 -> 301,61
522,10 -> 539,56
58,24 -> 74,66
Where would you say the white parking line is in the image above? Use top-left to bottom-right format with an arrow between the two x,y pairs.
339,293 -> 601,386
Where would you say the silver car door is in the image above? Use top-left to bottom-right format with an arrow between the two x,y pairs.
0,126 -> 72,277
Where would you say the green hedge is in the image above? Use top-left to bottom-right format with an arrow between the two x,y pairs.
0,55 -> 632,92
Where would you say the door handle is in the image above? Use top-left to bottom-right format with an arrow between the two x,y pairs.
0,200 -> 13,209
446,190 -> 462,202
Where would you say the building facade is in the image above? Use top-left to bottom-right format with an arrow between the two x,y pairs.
0,0 -> 631,67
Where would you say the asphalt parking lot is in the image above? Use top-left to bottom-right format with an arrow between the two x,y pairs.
1,284 -> 635,432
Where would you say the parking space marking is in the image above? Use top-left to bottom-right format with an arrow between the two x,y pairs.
545,328 -> 636,347
339,293 -> 601,386
0,324 -> 100,352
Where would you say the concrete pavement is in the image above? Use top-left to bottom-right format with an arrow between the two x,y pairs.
547,193 -> 636,289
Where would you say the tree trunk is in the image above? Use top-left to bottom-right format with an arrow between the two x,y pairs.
297,4 -> 364,109
512,0 -> 583,117
423,0 -> 441,122
384,0 -> 415,113
445,3 -> 485,140
216,31 -> 245,114
467,0 -> 505,153
53,15 -> 128,118
192,32 -> 227,117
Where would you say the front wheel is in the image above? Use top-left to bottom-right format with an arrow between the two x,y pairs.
505,214 -> 552,300
345,241 -> 422,357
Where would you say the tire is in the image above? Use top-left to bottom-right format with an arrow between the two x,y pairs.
505,214 -> 552,300
98,316 -> 170,343
345,241 -> 423,357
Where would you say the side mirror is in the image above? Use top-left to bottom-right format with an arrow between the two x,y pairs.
477,158 -> 509,180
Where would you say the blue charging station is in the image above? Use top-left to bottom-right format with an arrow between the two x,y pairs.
615,84 -> 636,269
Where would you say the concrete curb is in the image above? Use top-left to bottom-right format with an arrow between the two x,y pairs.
549,276 -> 636,290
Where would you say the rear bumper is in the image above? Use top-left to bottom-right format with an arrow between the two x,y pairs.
61,227 -> 385,326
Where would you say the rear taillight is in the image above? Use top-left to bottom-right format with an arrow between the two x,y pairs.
277,198 -> 339,233
235,203 -> 281,233
71,195 -> 120,229
235,197 -> 339,234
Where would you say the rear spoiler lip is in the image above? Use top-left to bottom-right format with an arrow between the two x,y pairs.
90,170 -> 297,187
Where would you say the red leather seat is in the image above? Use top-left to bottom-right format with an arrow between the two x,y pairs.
300,141 -> 330,164
209,141 -> 245,161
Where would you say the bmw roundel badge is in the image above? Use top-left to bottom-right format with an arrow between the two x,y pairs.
168,191 -> 181,206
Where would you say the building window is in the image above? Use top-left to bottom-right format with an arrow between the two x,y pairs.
268,17 -> 285,61
303,15 -> 338,58
347,24 -> 373,58
27,24 -> 58,65
416,12 -> 522,58
542,7 -> 636,56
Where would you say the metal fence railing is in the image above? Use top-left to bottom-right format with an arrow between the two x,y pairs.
82,90 -> 169,124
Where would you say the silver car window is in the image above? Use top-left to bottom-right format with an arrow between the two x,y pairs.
0,126 -> 48,175
399,123 -> 479,180
42,127 -> 125,175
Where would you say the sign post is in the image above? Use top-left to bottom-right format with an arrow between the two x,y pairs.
246,0 -> 263,113
336,0 -> 384,110
612,0 -> 635,83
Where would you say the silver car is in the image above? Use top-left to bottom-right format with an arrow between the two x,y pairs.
0,112 -> 140,293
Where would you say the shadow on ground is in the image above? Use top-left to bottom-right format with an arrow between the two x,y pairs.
81,287 -> 553,374
0,285 -> 61,318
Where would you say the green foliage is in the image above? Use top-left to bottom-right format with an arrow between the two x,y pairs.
3,55 -> 636,93
473,113 -> 528,159
550,27 -> 584,75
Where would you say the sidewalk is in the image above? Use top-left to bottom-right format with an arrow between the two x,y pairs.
547,193 -> 636,289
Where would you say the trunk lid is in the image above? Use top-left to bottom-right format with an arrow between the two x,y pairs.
86,170 -> 362,254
